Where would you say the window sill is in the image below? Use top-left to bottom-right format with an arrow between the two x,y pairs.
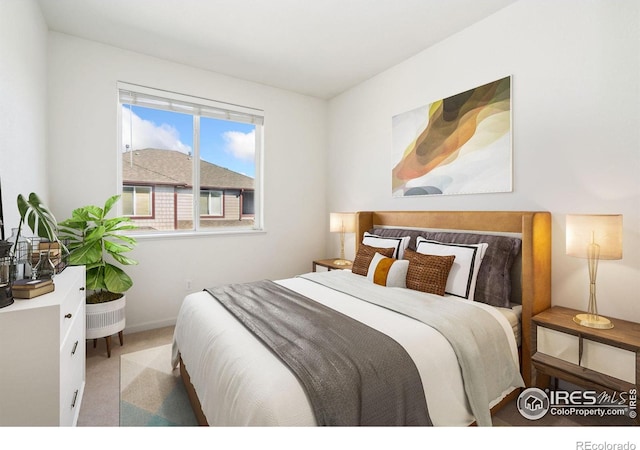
127,228 -> 266,241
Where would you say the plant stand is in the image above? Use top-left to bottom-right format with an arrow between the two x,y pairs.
86,295 -> 126,358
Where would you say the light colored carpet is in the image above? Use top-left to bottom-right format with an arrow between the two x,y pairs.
120,344 -> 197,426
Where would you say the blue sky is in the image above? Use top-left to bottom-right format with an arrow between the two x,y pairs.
122,105 -> 256,177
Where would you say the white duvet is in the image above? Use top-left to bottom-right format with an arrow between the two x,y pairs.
171,270 -> 521,426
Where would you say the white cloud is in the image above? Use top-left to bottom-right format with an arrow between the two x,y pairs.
223,130 -> 255,161
121,107 -> 192,154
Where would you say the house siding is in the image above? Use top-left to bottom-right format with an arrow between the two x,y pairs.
130,187 -> 252,231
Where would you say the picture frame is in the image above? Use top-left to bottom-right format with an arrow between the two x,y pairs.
392,76 -> 512,197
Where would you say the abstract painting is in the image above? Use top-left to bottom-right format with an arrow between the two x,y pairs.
392,76 -> 512,197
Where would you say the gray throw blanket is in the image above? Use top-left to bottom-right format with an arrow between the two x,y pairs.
300,270 -> 525,426
205,280 -> 432,426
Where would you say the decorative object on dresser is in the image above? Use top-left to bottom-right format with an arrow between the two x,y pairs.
0,266 -> 86,426
6,227 -> 30,280
566,214 -> 623,329
329,212 -> 356,266
0,178 -> 14,308
11,278 -> 55,299
32,247 -> 57,280
14,192 -> 67,267
58,195 -> 138,357
5,192 -> 69,289
0,240 -> 12,308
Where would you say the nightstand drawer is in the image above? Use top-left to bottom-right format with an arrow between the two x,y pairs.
533,306 -> 640,398
582,339 -> 635,384
537,327 -> 579,364
536,324 -> 636,384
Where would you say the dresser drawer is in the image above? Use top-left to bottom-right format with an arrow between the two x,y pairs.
60,301 -> 85,426
0,266 -> 86,426
59,271 -> 85,343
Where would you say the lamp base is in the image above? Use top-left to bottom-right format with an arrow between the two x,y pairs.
332,259 -> 352,266
573,313 -> 614,329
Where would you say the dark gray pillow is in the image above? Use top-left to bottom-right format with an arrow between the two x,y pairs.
371,228 -> 521,308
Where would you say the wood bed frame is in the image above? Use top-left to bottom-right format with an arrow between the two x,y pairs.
179,210 -> 552,426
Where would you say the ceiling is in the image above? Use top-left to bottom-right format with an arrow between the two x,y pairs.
36,0 -> 517,99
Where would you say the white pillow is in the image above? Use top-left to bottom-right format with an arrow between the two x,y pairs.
366,252 -> 409,288
415,237 -> 488,300
362,232 -> 411,259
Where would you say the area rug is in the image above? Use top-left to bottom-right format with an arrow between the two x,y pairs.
120,344 -> 198,426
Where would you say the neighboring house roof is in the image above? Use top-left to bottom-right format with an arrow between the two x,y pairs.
122,148 -> 254,190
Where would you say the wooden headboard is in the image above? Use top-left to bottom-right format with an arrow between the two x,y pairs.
355,210 -> 552,387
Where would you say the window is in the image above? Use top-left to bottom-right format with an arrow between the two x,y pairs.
122,185 -> 153,217
200,190 -> 223,217
242,191 -> 255,215
118,83 -> 263,234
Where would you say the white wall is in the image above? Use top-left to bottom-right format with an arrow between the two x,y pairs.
47,33 -> 327,332
7,0 -> 638,331
327,0 -> 640,323
0,0 -> 49,231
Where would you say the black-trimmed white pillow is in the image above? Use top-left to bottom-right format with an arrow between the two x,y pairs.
362,232 -> 410,259
415,237 -> 488,300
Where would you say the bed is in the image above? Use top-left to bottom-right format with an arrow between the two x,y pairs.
171,210 -> 551,426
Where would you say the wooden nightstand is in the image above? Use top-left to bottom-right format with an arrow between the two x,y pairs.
532,306 -> 640,396
312,258 -> 352,272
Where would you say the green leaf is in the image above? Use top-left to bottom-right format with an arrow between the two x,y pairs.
104,240 -> 134,255
110,253 -> 138,266
102,195 -> 121,216
82,205 -> 104,220
85,266 -> 105,291
68,240 -> 103,266
17,193 -> 59,241
57,195 -> 137,295
103,264 -> 133,293
109,234 -> 137,246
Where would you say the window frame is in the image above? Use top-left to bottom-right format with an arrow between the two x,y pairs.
241,190 -> 255,217
199,189 -> 224,218
117,82 -> 264,236
122,184 -> 155,219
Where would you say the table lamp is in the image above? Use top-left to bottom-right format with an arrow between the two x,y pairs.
329,212 -> 356,266
566,214 -> 622,329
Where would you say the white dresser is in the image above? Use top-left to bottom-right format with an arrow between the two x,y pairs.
0,266 -> 86,426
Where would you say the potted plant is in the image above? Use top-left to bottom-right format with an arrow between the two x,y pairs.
58,195 -> 137,356
13,193 -> 67,279
15,193 -> 62,244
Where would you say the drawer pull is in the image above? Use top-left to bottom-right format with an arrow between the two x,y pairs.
64,313 -> 72,319
71,340 -> 78,356
79,287 -> 85,291
71,389 -> 79,408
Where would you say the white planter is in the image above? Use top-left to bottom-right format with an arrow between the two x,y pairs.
86,295 -> 126,340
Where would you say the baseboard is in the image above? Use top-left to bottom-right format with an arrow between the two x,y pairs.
122,318 -> 176,334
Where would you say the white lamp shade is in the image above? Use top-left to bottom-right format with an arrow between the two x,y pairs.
566,214 -> 623,260
330,212 -> 356,233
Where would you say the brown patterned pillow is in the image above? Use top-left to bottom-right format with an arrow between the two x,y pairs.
352,244 -> 396,276
404,249 -> 455,296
